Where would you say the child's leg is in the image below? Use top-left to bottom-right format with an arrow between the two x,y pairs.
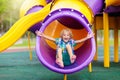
56,48 -> 64,68
66,44 -> 76,63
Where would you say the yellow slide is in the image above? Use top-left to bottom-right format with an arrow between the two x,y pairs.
0,3 -> 51,52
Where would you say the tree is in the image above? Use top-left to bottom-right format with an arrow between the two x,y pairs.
0,0 -> 24,35
0,0 -> 8,35
0,0 -> 8,14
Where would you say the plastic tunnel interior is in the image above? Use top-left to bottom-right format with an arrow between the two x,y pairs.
36,8 -> 95,74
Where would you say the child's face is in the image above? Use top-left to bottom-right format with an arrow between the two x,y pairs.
62,31 -> 71,43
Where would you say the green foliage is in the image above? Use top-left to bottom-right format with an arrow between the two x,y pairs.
0,0 -> 24,33
0,0 -> 7,14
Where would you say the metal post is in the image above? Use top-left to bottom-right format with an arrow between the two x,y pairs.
88,63 -> 92,72
114,23 -> 119,62
103,12 -> 110,67
28,32 -> 32,60
64,74 -> 67,80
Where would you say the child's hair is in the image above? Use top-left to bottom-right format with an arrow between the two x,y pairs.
60,29 -> 73,38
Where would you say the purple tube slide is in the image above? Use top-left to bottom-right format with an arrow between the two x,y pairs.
36,8 -> 96,74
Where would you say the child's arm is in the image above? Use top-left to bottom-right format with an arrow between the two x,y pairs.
75,33 -> 94,43
35,30 -> 56,42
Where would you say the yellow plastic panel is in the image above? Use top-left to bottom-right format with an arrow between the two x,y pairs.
20,0 -> 47,17
51,0 -> 94,24
106,0 -> 120,7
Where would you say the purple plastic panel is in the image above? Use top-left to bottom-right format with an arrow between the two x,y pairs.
26,6 -> 43,33
104,6 -> 120,13
85,0 -> 120,14
84,0 -> 104,15
46,0 -> 52,3
26,6 -> 43,15
36,8 -> 96,74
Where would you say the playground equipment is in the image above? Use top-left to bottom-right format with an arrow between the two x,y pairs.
94,0 -> 120,68
0,0 -> 120,79
35,0 -> 98,74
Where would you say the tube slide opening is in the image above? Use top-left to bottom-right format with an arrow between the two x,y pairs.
36,8 -> 95,74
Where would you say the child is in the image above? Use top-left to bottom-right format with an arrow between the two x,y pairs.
35,29 -> 94,68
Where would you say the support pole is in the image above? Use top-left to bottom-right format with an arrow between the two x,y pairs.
114,24 -> 119,62
28,32 -> 32,60
88,63 -> 92,72
64,74 -> 67,80
93,17 -> 98,61
103,12 -> 110,67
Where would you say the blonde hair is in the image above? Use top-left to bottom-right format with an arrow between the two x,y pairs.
60,29 -> 73,38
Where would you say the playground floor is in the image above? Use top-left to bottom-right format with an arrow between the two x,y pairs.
0,46 -> 120,80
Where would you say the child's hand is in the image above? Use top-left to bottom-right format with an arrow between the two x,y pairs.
35,30 -> 44,37
87,32 -> 94,39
